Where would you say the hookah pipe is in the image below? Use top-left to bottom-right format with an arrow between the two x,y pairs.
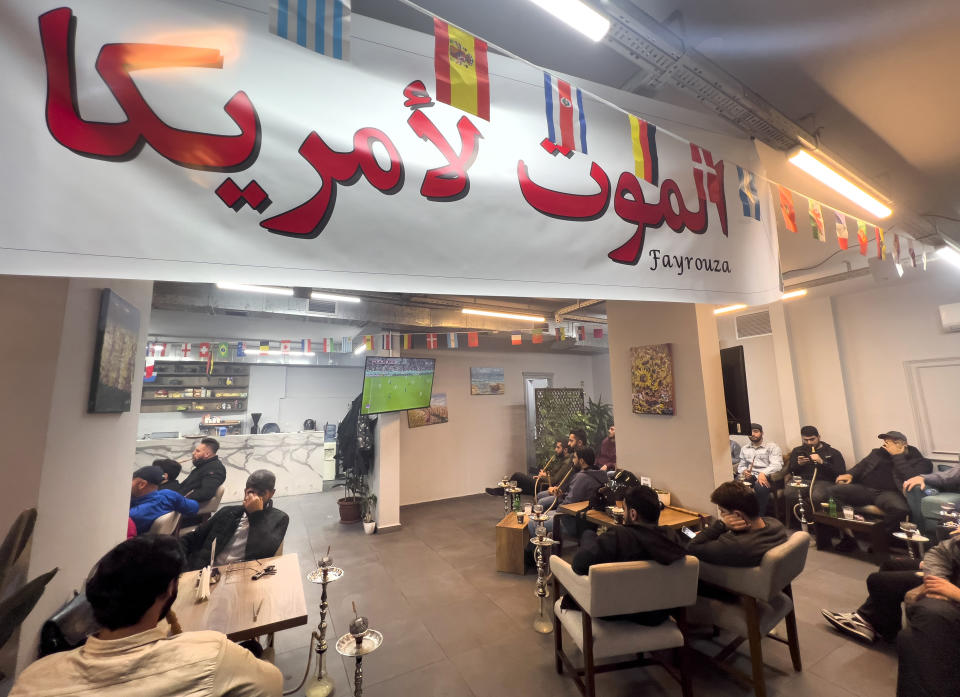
791,446 -> 819,525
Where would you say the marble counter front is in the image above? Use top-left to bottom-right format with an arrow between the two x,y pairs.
135,432 -> 334,502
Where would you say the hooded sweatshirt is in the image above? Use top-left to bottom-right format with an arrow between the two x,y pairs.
572,522 -> 687,574
561,468 -> 608,510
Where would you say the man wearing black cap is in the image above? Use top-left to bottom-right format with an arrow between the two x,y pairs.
828,431 -> 932,548
736,423 -> 783,515
785,426 -> 846,522
180,470 -> 289,571
129,466 -> 199,535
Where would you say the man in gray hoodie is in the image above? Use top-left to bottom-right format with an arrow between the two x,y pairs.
527,447 -> 606,540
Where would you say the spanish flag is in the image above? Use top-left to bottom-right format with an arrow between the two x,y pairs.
628,114 -> 658,185
434,19 -> 490,120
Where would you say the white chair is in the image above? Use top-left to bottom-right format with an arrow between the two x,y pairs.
689,531 -> 810,697
147,511 -> 181,536
551,555 -> 700,697
178,484 -> 226,536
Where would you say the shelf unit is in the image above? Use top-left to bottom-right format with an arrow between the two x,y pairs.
141,361 -> 250,418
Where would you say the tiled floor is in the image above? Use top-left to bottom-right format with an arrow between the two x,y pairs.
270,489 -> 898,697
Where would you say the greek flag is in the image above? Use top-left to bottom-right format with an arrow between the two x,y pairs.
270,0 -> 350,61
737,165 -> 760,221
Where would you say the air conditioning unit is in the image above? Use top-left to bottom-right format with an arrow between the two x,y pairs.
940,303 -> 960,332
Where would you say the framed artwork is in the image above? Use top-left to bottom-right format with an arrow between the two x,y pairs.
470,367 -> 504,395
407,393 -> 449,428
630,344 -> 675,415
88,289 -> 140,413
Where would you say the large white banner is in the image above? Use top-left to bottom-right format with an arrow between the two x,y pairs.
0,0 -> 781,303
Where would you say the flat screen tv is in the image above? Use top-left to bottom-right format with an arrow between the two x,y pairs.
360,356 -> 436,415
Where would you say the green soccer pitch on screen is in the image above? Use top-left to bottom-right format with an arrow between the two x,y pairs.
360,356 -> 436,415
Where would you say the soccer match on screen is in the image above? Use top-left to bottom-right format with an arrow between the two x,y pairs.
360,356 -> 436,414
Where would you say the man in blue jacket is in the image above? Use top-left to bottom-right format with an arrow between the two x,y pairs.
129,465 -> 199,535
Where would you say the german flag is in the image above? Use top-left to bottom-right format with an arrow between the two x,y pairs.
628,114 -> 658,185
434,19 -> 490,120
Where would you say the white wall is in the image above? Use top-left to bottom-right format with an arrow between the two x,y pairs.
398,349 -> 606,506
0,278 -> 153,676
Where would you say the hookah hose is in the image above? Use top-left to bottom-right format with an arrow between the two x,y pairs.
543,467 -> 574,514
791,464 -> 818,523
282,631 -> 321,695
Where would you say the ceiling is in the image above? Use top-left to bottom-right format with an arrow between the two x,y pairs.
353,0 -> 960,249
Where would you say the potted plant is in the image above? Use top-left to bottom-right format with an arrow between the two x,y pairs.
337,469 -> 366,524
362,494 -> 377,535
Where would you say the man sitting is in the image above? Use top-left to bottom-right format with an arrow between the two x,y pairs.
177,437 -> 227,526
485,438 -> 571,497
827,431 -> 932,551
154,458 -> 182,491
537,429 -> 588,507
687,481 -> 788,567
784,425 -> 846,522
596,425 -> 617,471
736,423 -> 783,516
181,470 -> 289,571
819,533 -> 960,697
10,536 -> 282,696
129,466 -> 199,535
902,465 -> 960,537
528,447 -> 606,539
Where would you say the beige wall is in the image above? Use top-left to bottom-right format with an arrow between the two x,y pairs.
398,349 -> 605,506
607,301 -> 729,515
0,277 -> 153,675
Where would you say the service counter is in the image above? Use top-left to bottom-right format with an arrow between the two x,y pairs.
135,432 -> 335,502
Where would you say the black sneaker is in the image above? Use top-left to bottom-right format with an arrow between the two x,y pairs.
834,536 -> 859,553
485,486 -> 505,496
821,610 -> 877,642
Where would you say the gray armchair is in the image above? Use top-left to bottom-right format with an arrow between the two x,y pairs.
689,530 -> 809,697
147,511 -> 181,536
551,555 -> 700,697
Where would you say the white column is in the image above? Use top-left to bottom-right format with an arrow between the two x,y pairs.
372,412 -> 401,532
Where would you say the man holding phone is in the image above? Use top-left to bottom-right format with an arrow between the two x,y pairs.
785,426 -> 846,521
181,470 -> 289,571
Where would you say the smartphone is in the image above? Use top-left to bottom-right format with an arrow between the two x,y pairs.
680,526 -> 697,539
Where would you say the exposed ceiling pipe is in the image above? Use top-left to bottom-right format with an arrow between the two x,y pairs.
554,298 -> 605,321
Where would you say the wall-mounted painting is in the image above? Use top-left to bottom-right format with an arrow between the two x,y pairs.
407,393 -> 449,428
470,367 -> 505,395
630,344 -> 675,415
88,289 -> 140,413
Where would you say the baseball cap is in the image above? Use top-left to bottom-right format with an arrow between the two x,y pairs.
246,469 -> 277,492
750,423 -> 763,432
878,431 -> 907,442
132,465 -> 164,486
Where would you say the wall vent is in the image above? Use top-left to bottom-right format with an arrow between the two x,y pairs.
736,310 -> 772,339
308,299 -> 336,314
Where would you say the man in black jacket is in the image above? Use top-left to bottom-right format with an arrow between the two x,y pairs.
784,425 -> 846,522
567,485 -> 686,624
177,437 -> 227,526
181,470 -> 289,571
827,431 -> 932,546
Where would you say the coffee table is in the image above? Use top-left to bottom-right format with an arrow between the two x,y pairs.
812,513 -> 889,564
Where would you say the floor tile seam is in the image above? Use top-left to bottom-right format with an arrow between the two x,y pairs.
345,654 -> 452,691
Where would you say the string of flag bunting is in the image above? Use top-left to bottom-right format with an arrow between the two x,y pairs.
267,0 -> 933,275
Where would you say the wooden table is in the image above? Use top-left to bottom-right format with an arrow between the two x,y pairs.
554,501 -> 706,552
171,553 -> 309,642
812,512 -> 889,564
496,511 -> 530,574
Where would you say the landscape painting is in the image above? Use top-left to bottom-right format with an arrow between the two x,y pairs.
470,367 -> 505,395
407,393 -> 449,428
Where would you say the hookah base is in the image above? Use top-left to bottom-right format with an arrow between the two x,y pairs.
305,675 -> 336,697
533,614 -> 554,634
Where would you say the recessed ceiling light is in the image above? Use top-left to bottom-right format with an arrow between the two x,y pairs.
462,308 -> 546,322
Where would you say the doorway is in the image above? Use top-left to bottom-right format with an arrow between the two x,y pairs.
523,372 -> 553,471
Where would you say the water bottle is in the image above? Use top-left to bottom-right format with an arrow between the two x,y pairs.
828,497 -> 838,517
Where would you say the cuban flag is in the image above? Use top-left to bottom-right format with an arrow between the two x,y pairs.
544,73 -> 587,156
270,0 -> 351,61
736,166 -> 760,221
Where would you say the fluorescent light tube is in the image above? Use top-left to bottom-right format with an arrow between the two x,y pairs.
527,0 -> 610,42
312,291 -> 361,303
781,289 -> 808,300
217,282 -> 294,296
462,308 -> 546,322
713,304 -> 747,315
354,344 -> 367,355
937,246 -> 960,270
787,150 -> 892,219
895,263 -> 904,278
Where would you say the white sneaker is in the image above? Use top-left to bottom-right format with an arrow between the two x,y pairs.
821,609 -> 877,642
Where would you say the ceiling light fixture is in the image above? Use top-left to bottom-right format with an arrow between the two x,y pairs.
713,304 -> 747,315
781,289 -> 808,300
462,308 -> 546,322
895,263 -> 904,278
526,0 -> 610,42
937,246 -> 960,270
311,291 -> 362,303
354,344 -> 367,355
216,282 -> 294,296
787,149 -> 892,219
